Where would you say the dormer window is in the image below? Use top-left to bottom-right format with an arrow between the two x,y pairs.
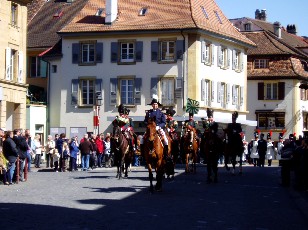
200,6 -> 209,19
244,22 -> 251,31
95,8 -> 104,16
214,10 -> 222,24
139,7 -> 148,16
53,10 -> 63,18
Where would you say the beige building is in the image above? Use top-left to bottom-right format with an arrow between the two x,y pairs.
0,0 -> 31,130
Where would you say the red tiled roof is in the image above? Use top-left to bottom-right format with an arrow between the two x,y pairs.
59,0 -> 255,47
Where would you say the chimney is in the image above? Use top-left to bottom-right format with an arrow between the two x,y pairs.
255,9 -> 267,21
287,24 -> 297,35
105,0 -> 118,24
273,21 -> 282,38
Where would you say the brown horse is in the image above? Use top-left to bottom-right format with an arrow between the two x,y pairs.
183,128 -> 198,173
112,124 -> 133,179
143,118 -> 165,192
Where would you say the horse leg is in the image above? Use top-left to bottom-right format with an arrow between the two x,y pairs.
239,156 -> 243,175
193,152 -> 197,174
224,154 -> 230,171
149,171 -> 154,193
231,155 -> 236,175
185,154 -> 189,173
206,157 -> 212,183
155,170 -> 163,192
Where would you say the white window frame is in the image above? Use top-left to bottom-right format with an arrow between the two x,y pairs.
160,78 -> 174,106
201,40 -> 213,65
218,82 -> 227,108
120,79 -> 134,105
265,82 -> 278,100
120,42 -> 134,63
160,40 -> 175,62
80,79 -> 95,106
201,79 -> 211,106
81,43 -> 95,63
218,46 -> 229,69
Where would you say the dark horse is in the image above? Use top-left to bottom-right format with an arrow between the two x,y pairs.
203,130 -> 223,183
183,128 -> 198,173
223,128 -> 244,175
112,124 -> 133,179
143,118 -> 165,192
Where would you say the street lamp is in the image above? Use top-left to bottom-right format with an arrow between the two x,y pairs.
93,91 -> 102,135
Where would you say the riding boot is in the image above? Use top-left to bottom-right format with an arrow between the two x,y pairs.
163,145 -> 168,160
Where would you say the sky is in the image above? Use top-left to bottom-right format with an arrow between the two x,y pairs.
215,0 -> 308,37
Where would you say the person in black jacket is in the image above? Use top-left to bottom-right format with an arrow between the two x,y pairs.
12,129 -> 28,181
257,133 -> 267,167
3,131 -> 19,184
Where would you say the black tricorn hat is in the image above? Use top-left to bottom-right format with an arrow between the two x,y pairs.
232,111 -> 238,119
118,104 -> 125,114
207,108 -> 214,118
189,113 -> 194,117
165,108 -> 176,117
147,95 -> 162,106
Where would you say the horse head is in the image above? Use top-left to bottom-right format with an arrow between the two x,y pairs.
113,124 -> 122,143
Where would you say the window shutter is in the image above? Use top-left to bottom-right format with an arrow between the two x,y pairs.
258,82 -> 264,100
135,41 -> 143,62
96,43 -> 103,63
150,77 -> 159,97
232,50 -> 236,70
151,41 -> 158,62
201,79 -> 205,101
240,86 -> 244,106
72,43 -> 79,64
175,77 -> 182,99
18,51 -> 23,83
95,79 -> 102,92
278,82 -> 285,100
227,49 -> 231,69
6,47 -> 11,80
110,78 -> 118,105
240,52 -> 244,72
211,81 -> 215,102
134,78 -> 142,105
71,79 -> 79,105
211,44 -> 215,65
176,40 -> 184,60
217,46 -> 222,67
111,42 -> 118,63
201,40 -> 205,63
217,81 -> 221,103
301,89 -> 305,100
232,85 -> 236,105
227,83 -> 231,103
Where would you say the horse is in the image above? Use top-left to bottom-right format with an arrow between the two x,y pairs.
223,128 -> 244,175
112,124 -> 133,179
143,118 -> 166,192
165,131 -> 179,179
183,127 -> 198,173
202,129 -> 223,183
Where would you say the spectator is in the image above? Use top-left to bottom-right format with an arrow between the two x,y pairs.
25,131 -> 34,172
0,151 -> 9,185
266,133 -> 275,166
104,135 -> 112,168
96,133 -> 104,168
53,149 -> 60,172
79,135 -> 93,171
45,135 -> 55,168
13,129 -> 28,182
257,133 -> 267,167
56,133 -> 67,172
90,134 -> 98,169
3,131 -> 19,184
33,134 -> 43,168
69,137 -> 79,171
62,142 -> 70,172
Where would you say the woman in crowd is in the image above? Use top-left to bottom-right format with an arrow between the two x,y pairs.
104,134 -> 112,168
3,131 -> 19,184
0,151 -> 9,185
45,135 -> 55,168
96,133 -> 104,168
33,134 -> 43,168
62,142 -> 70,172
69,136 -> 79,171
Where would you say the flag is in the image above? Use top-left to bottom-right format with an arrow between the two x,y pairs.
186,98 -> 199,114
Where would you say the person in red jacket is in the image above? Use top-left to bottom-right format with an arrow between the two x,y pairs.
96,133 -> 104,167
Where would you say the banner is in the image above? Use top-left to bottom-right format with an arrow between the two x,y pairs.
186,98 -> 199,114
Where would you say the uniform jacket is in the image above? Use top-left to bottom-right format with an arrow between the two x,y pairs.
144,109 -> 166,129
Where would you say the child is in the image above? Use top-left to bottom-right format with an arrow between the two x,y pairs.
52,149 -> 60,172
62,142 -> 70,172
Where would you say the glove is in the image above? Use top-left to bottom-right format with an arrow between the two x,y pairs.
156,126 -> 160,131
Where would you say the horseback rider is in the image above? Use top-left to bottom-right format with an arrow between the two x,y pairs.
183,113 -> 198,147
113,104 -> 135,152
165,108 -> 178,136
143,95 -> 169,159
202,108 -> 218,135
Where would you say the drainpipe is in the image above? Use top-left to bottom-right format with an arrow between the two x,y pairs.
181,30 -> 186,109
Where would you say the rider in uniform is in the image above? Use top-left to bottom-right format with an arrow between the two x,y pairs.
143,96 -> 168,158
165,108 -> 178,135
202,108 -> 218,134
183,113 -> 198,147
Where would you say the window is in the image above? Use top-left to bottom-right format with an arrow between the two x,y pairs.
82,43 -> 95,63
217,82 -> 227,108
139,8 -> 148,16
254,59 -> 269,69
258,82 -> 284,100
111,40 -> 143,64
95,8 -> 104,16
160,40 -> 175,62
72,41 -> 103,65
6,48 -> 18,81
11,3 -> 18,26
201,40 -> 214,65
71,78 -> 102,106
214,11 -> 222,24
201,79 -> 212,106
52,65 -> 57,73
232,85 -> 244,110
161,78 -> 174,106
29,56 -> 48,78
200,6 -> 209,19
232,50 -> 243,71
217,46 -> 229,69
120,79 -> 134,105
120,42 -> 134,62
256,112 -> 285,129
109,77 -> 142,106
244,23 -> 251,31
